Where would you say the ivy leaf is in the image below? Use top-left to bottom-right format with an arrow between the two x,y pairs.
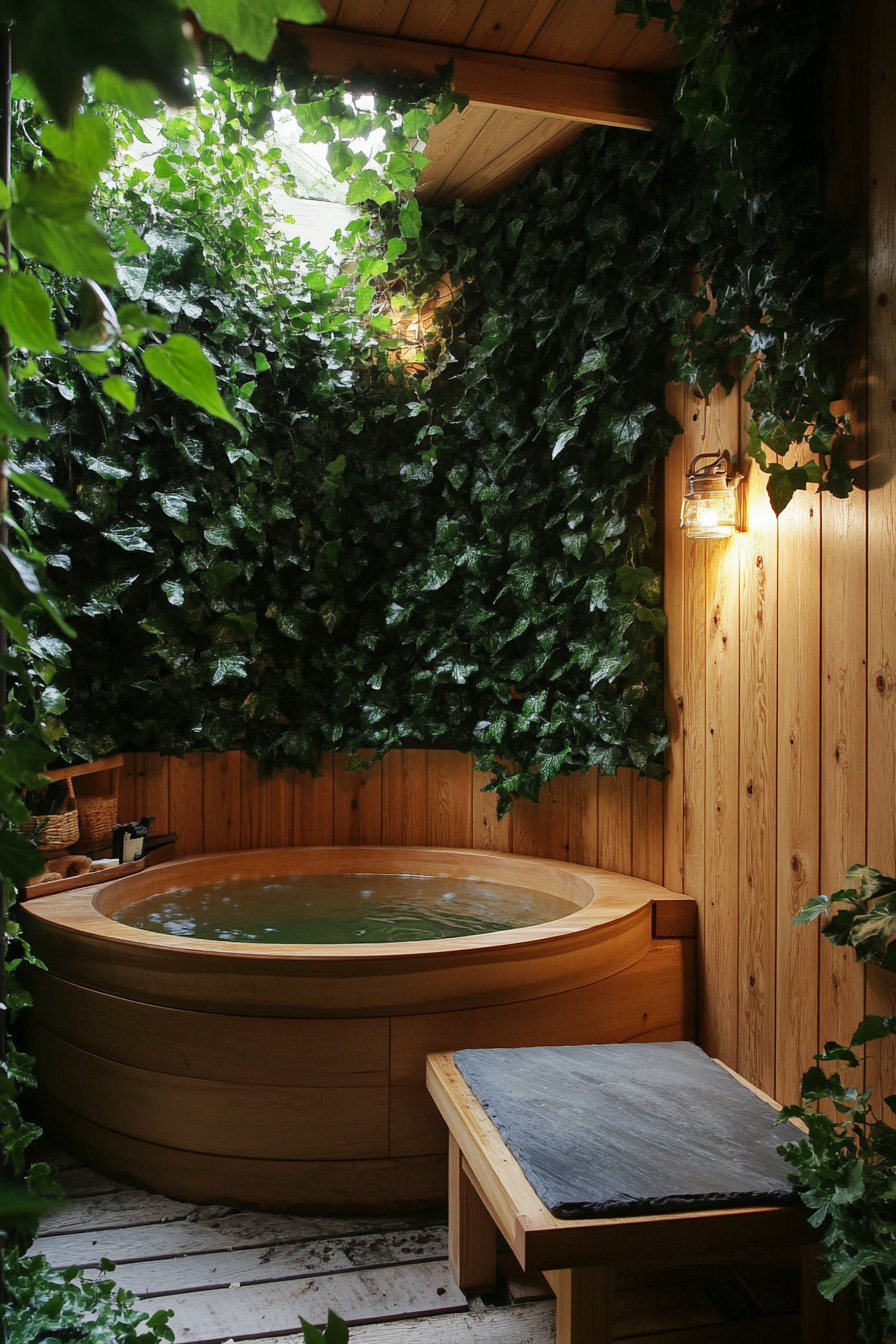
0,273 -> 64,354
40,112 -> 113,184
326,141 -> 356,179
766,463 -> 803,516
101,526 -> 154,553
0,827 -> 46,887
0,0 -> 192,123
0,374 -> 49,442
161,578 -> 184,606
850,1015 -> 896,1047
850,896 -> 896,960
210,652 -> 249,684
552,427 -> 577,459
209,612 -> 257,643
93,67 -> 161,118
101,375 -> 137,412
142,335 -> 239,428
299,1319 -> 327,1344
7,469 -> 69,511
345,169 -> 381,205
354,285 -> 374,315
322,1310 -> 350,1344
793,894 -> 830,925
398,198 -> 422,238
191,0 -> 325,60
10,163 -> 117,283
151,491 -> 192,523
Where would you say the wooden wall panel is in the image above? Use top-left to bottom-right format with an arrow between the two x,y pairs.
381,749 -> 428,845
663,0 -> 887,1108
293,754 -> 335,847
597,770 -> 632,875
819,487 -> 867,1059
567,769 -> 598,868
116,753 -> 658,890
512,775 -> 568,861
201,752 -> 242,853
131,753 -> 170,833
240,757 -> 294,850
702,389 -> 741,1064
169,755 -> 204,857
470,765 -> 513,852
865,0 -> 896,1105
679,387 -> 708,1045
774,480 -> 821,1106
737,457 -> 778,1098
663,382 -> 686,894
818,0 -> 870,1075
333,752 -> 383,845
425,751 -> 473,848
117,754 -> 137,826
631,778 -> 663,886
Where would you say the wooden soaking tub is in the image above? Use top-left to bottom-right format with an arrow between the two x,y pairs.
21,846 -> 696,1212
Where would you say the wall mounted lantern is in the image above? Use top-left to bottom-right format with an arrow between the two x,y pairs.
681,450 -> 742,540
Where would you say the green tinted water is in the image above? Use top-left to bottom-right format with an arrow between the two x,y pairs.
112,872 -> 578,944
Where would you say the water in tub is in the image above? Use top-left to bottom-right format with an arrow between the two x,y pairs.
112,872 -> 579,943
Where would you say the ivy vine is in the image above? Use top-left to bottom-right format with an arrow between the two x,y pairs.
12,0 -> 850,815
620,0 -> 853,512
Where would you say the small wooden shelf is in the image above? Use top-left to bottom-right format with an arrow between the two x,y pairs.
23,857 -> 146,900
42,755 -> 124,783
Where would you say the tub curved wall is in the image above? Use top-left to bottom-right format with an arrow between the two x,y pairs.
21,846 -> 695,1212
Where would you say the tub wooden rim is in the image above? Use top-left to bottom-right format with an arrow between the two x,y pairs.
24,846 -> 666,963
19,847 -> 673,1015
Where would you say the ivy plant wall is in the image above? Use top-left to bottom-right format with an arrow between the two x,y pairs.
15,0 -> 847,811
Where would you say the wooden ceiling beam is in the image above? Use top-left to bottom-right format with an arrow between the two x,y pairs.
281,25 -> 661,130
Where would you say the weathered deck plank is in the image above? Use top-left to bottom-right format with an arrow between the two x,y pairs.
147,1260 -> 467,1342
38,1190 -> 201,1236
88,1226 -> 449,1297
57,1166 -> 126,1197
316,1303 -> 555,1343
34,1160 -> 801,1344
35,1209 -> 431,1269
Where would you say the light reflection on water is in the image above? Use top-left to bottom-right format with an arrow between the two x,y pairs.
113,873 -> 577,944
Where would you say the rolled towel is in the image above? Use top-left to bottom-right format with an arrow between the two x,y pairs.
45,855 -> 93,878
26,871 -> 56,886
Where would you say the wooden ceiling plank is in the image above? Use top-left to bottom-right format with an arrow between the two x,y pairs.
610,18 -> 679,73
415,103 -> 497,202
521,0 -> 619,63
433,104 -> 546,200
397,0 -> 490,47
583,13 -> 657,68
436,115 -> 582,203
332,0 -> 413,35
459,0 -> 558,53
294,26 -> 660,128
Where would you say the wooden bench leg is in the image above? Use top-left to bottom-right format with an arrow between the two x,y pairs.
448,1134 -> 496,1293
544,1266 -> 615,1344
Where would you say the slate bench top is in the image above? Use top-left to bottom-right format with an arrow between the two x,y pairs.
454,1042 -> 801,1221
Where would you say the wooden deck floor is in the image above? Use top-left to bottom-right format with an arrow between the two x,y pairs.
31,1153 -> 803,1344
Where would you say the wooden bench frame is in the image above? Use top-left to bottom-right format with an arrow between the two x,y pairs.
426,1050 -> 841,1344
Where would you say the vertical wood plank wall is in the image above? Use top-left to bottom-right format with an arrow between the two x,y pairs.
664,4 -> 892,1105
118,753 -> 665,886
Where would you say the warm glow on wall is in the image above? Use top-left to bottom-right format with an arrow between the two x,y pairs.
383,274 -> 458,368
681,450 -> 742,539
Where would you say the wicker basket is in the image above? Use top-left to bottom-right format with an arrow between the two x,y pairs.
19,776 -> 79,853
77,792 -> 119,848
